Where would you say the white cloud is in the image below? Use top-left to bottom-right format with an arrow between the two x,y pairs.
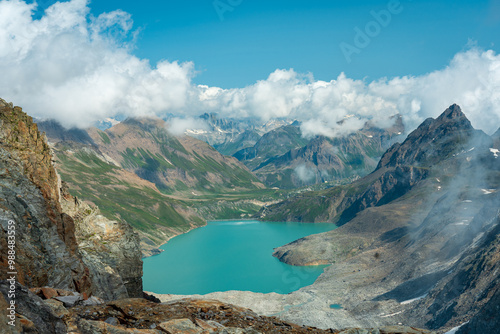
166,117 -> 208,136
367,49 -> 500,134
197,50 -> 500,136
0,0 -> 194,128
294,164 -> 316,182
1,0 -> 499,136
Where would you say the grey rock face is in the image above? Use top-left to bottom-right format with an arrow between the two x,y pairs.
60,188 -> 143,299
407,212 -> 500,331
0,100 -> 143,301
0,281 -> 67,333
456,286 -> 500,334
0,146 -> 91,292
54,295 -> 83,307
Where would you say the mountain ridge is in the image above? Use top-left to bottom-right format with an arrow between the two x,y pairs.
256,104 -> 500,332
260,104 -> 490,224
89,116 -> 265,196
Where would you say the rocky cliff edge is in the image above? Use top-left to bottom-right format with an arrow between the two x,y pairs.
0,98 -> 143,332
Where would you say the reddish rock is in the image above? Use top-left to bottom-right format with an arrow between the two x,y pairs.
0,102 -> 93,296
56,289 -> 76,297
41,287 -> 59,300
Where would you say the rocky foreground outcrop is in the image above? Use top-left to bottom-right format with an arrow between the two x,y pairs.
1,280 -> 437,334
0,99 -> 92,294
0,98 -> 143,300
60,181 -> 143,300
0,98 -> 142,331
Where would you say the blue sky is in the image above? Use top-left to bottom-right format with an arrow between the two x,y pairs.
80,0 -> 500,88
2,0 -> 499,134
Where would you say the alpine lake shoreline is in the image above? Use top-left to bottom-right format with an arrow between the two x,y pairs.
142,218 -> 346,330
142,219 -> 338,295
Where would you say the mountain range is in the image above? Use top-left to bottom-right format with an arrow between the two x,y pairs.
252,104 -> 500,333
0,97 -> 498,334
162,112 -> 405,189
36,110 -> 405,255
37,116 -> 272,256
253,119 -> 403,188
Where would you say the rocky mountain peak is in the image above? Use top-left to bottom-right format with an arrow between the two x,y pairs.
430,103 -> 474,136
409,104 -> 474,143
436,103 -> 467,122
377,104 -> 476,169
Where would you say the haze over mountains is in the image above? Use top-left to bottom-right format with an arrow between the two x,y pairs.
254,105 -> 499,332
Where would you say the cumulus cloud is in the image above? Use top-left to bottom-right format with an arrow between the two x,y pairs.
166,117 -> 208,136
199,49 -> 500,136
0,0 -> 194,128
1,0 -> 499,136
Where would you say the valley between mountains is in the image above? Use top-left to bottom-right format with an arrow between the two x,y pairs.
0,97 -> 499,334
37,110 -> 402,257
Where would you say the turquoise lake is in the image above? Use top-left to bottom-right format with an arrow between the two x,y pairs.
143,220 -> 336,295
